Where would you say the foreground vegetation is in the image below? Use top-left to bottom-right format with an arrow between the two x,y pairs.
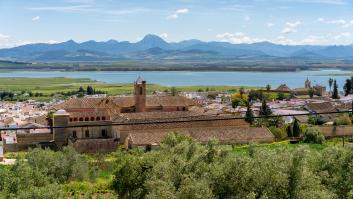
2,134 -> 353,198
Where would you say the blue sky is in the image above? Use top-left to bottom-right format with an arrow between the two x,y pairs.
0,0 -> 353,48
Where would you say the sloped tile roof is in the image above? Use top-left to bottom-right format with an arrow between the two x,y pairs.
127,127 -> 274,146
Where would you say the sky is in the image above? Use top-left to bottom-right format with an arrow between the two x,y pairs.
0,0 -> 353,48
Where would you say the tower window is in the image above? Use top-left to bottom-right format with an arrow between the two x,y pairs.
140,87 -> 143,95
79,117 -> 83,121
85,130 -> 90,138
96,116 -> 101,121
90,117 -> 95,121
85,117 -> 89,121
101,129 -> 107,137
102,116 -> 106,121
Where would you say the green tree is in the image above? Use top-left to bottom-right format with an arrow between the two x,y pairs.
259,98 -> 272,116
245,100 -> 254,124
332,80 -> 340,99
329,78 -> 333,92
308,88 -> 314,99
239,87 -> 245,99
266,84 -> 271,91
171,87 -> 178,96
302,127 -> 325,144
277,92 -> 285,100
343,78 -> 352,96
292,119 -> 301,137
86,86 -> 94,95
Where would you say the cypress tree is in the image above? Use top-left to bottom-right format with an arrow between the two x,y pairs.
259,98 -> 272,116
343,78 -> 352,96
245,99 -> 254,124
332,80 -> 339,99
292,119 -> 301,137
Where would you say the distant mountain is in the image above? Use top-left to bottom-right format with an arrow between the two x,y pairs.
0,34 -> 352,62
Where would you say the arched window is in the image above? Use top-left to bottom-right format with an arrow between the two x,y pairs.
96,117 -> 101,121
102,116 -> 106,121
79,117 -> 83,121
85,130 -> 90,138
69,118 -> 73,122
73,118 -> 78,121
90,117 -> 95,121
140,87 -> 143,95
101,129 -> 107,137
182,107 -> 186,111
85,117 -> 89,121
72,130 -> 77,139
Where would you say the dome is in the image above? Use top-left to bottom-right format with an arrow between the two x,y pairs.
55,109 -> 69,115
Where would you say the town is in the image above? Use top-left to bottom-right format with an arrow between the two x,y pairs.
2,76 -> 353,162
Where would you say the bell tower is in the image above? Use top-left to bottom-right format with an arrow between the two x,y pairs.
305,78 -> 311,89
134,76 -> 146,112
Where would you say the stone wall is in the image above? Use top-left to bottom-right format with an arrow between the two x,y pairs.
5,133 -> 53,151
68,138 -> 117,153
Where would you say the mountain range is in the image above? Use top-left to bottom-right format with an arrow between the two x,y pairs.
0,34 -> 352,62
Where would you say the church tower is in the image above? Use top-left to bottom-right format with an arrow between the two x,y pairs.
134,76 -> 146,112
305,78 -> 311,89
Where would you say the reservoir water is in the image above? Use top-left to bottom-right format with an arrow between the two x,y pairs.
0,70 -> 351,88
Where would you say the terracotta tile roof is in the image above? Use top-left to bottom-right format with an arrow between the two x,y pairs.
113,112 -> 244,124
292,88 -> 309,92
306,102 -> 336,113
54,97 -> 110,110
54,95 -> 196,110
146,96 -> 196,107
127,127 -> 274,146
276,84 -> 291,92
319,126 -> 353,137
336,102 -> 352,111
68,110 -> 112,118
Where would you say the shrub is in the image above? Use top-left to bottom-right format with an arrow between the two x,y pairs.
269,127 -> 287,139
231,98 -> 246,108
334,114 -> 352,126
303,127 -> 325,144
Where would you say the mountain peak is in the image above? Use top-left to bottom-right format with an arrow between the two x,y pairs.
140,34 -> 165,42
136,34 -> 169,49
64,39 -> 77,44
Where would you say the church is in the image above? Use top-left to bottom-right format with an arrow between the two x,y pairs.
48,77 -> 273,152
2,77 -> 274,153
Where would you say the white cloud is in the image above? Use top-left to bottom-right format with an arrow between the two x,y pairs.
286,21 -> 301,28
318,18 -> 353,28
282,27 -> 296,34
167,8 -> 189,19
332,32 -> 351,40
32,16 -> 40,21
267,23 -> 274,27
216,32 -> 262,44
176,8 -> 189,14
281,21 -> 301,34
159,33 -> 168,39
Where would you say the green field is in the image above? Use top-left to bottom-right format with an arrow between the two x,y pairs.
0,77 -> 259,101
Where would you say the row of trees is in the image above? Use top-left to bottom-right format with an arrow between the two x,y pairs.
112,133 -> 353,198
0,147 -> 115,198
